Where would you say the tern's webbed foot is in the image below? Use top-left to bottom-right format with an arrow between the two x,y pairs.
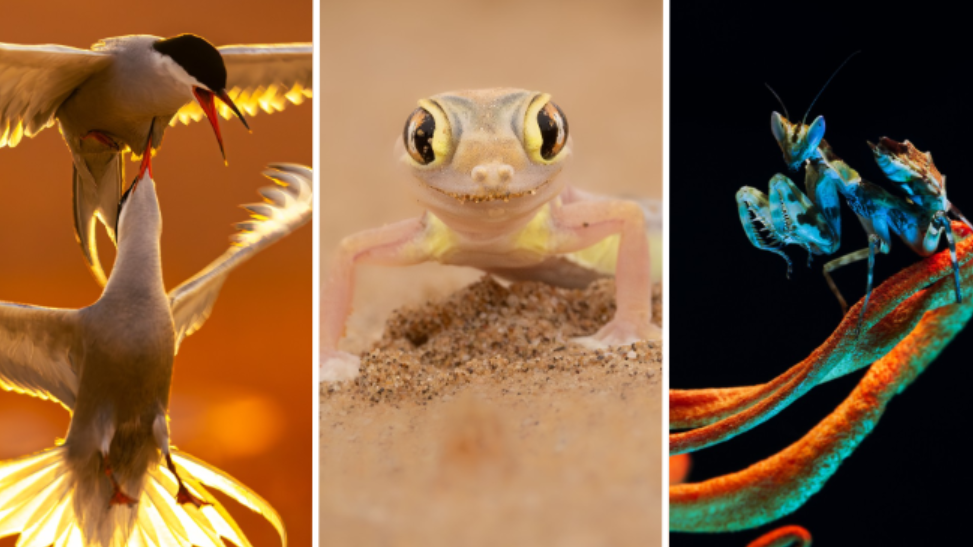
103,454 -> 138,508
166,453 -> 210,508
81,130 -> 120,150
176,483 -> 210,508
109,488 -> 138,507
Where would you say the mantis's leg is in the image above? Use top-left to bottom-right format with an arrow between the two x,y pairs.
949,202 -> 973,232
930,211 -> 963,304
822,232 -> 890,326
859,234 -> 885,332
551,198 -> 660,346
822,249 -> 870,315
321,217 -> 429,381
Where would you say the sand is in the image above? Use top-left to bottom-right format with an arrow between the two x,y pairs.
321,278 -> 663,546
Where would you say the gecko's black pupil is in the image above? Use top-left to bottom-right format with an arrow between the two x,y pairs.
404,107 -> 436,164
538,101 -> 568,160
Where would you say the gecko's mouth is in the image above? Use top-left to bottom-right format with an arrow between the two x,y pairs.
422,177 -> 554,204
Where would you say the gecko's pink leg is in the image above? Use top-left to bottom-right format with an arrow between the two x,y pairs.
553,198 -> 659,345
321,217 -> 428,381
746,526 -> 812,547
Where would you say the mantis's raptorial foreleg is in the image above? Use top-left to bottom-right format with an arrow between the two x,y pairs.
321,218 -> 429,381
737,174 -> 839,278
552,198 -> 660,346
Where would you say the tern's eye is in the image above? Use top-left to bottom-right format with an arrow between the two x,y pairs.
404,107 -> 436,165
537,102 -> 568,160
524,95 -> 569,164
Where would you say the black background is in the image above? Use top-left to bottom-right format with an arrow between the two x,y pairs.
671,4 -> 971,546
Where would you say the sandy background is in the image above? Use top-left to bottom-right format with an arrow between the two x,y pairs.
321,0 -> 662,544
0,4 -> 311,546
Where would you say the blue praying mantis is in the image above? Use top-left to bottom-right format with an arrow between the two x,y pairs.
735,62 -> 971,328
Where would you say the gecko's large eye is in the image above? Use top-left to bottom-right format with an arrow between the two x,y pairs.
524,95 -> 569,164
537,102 -> 568,160
404,107 -> 437,165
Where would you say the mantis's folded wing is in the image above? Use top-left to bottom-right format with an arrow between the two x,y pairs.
168,164 -> 312,353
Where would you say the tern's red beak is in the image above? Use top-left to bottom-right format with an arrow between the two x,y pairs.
192,87 -> 250,164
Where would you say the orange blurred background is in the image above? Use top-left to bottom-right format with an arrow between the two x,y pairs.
0,3 -> 311,546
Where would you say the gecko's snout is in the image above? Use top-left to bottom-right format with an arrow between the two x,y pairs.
471,164 -> 514,189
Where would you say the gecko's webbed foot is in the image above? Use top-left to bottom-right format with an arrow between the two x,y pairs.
573,318 -> 661,349
321,350 -> 362,382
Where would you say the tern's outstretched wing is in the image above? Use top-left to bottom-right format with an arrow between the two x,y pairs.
171,44 -> 312,126
0,302 -> 79,409
0,43 -> 110,148
168,164 -> 312,353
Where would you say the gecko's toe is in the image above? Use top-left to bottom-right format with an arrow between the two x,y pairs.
572,319 -> 661,349
321,350 -> 361,382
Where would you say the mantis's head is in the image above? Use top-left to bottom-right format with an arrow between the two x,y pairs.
770,112 -> 825,172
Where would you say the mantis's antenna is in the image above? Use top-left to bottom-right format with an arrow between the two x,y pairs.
803,50 -> 861,124
765,83 -> 790,120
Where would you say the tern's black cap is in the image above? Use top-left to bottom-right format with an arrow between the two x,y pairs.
153,34 -> 227,92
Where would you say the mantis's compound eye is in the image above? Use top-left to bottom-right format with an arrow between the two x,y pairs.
537,102 -> 568,160
404,107 -> 436,165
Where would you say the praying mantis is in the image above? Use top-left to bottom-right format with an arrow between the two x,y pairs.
735,60 -> 971,328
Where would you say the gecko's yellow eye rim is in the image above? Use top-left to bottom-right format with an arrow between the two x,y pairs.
524,95 -> 568,164
403,99 -> 452,167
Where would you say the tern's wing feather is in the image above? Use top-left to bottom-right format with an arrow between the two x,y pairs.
168,164 -> 312,353
0,302 -> 79,409
0,43 -> 110,147
170,44 -> 312,126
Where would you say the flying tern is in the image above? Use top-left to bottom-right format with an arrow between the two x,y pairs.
0,163 -> 311,547
0,34 -> 312,285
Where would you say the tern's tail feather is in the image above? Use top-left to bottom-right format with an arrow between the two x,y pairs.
0,447 -> 286,547
71,150 -> 123,287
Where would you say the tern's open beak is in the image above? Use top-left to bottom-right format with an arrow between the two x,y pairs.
192,87 -> 250,164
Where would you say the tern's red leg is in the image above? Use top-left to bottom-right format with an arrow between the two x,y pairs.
165,453 -> 209,508
102,454 -> 137,507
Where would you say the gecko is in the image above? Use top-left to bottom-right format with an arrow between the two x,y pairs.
322,88 -> 660,381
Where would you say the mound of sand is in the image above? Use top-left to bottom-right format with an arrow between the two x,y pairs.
321,277 -> 663,547
324,277 -> 661,405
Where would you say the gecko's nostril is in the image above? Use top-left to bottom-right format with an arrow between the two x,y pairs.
471,164 -> 514,186
471,166 -> 488,183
